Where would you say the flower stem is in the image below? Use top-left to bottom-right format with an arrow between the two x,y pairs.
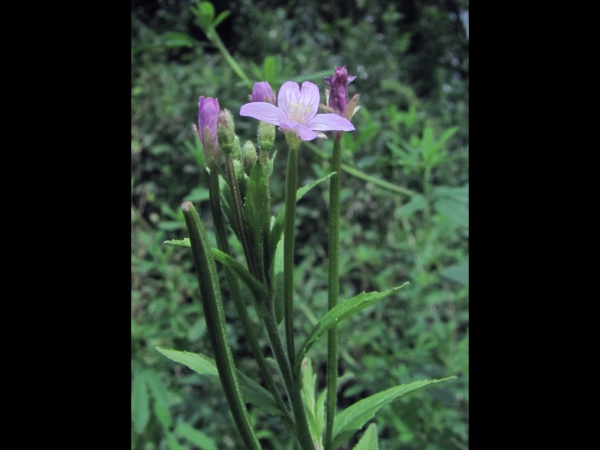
324,135 -> 342,449
262,308 -> 315,450
283,142 -> 299,368
208,166 -> 294,430
181,201 -> 262,450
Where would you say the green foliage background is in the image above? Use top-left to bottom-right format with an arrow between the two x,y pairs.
131,0 -> 468,448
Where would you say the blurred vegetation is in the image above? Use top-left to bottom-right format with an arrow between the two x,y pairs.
131,0 -> 468,449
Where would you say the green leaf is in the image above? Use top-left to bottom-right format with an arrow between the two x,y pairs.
331,377 -> 456,449
269,172 -> 335,266
263,56 -> 277,83
161,32 -> 195,48
131,368 -> 150,434
176,422 -> 218,450
301,358 -> 325,447
158,220 -> 185,231
165,431 -> 186,450
353,423 -> 378,450
212,10 -> 231,28
164,238 -> 191,247
153,400 -> 173,430
440,259 -> 469,285
397,194 -> 427,218
211,248 -> 267,302
156,347 -> 284,417
145,369 -> 170,411
294,284 -> 408,377
184,187 -> 210,203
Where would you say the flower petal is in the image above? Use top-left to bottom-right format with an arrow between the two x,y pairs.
306,113 -> 355,132
240,102 -> 286,125
298,81 -> 320,120
277,81 -> 301,117
279,118 -> 318,141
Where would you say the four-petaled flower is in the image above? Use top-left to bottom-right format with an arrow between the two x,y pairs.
240,81 -> 354,141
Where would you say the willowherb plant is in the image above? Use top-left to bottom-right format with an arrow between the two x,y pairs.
160,67 -> 455,449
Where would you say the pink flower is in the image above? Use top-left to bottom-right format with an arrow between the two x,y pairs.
240,81 -> 354,141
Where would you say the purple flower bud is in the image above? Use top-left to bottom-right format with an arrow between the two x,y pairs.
251,82 -> 276,104
198,96 -> 220,148
198,96 -> 221,163
323,66 -> 356,116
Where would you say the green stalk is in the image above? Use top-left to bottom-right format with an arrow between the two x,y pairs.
208,166 -> 294,430
263,309 -> 315,450
181,201 -> 261,450
283,142 -> 299,368
324,135 -> 342,449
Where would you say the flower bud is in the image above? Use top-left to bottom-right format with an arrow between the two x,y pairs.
217,109 -> 236,155
251,82 -> 276,104
323,66 -> 359,121
231,135 -> 242,160
257,121 -> 275,153
243,140 -> 258,174
198,96 -> 222,164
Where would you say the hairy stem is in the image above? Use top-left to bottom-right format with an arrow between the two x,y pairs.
181,201 -> 262,450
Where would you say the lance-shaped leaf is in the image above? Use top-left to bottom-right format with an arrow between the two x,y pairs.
294,284 -> 408,378
331,377 -> 456,449
268,172 -> 335,268
353,423 -> 378,450
211,248 -> 267,302
162,241 -> 267,303
156,347 -> 284,417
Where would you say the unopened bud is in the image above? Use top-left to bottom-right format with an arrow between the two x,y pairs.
243,141 -> 258,174
257,121 -> 275,153
217,109 -> 236,155
231,135 -> 242,160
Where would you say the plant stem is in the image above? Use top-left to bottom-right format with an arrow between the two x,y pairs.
208,166 -> 294,430
283,143 -> 298,368
263,308 -> 315,450
181,201 -> 262,450
324,135 -> 342,449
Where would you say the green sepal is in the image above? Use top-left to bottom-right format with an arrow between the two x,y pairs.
331,377 -> 456,449
156,347 -> 284,417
